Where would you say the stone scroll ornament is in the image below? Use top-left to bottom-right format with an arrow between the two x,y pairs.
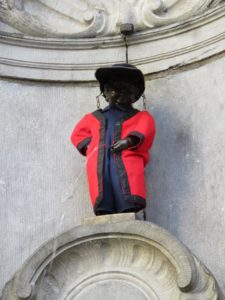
1,217 -> 224,299
0,0 -> 224,37
71,64 -> 156,216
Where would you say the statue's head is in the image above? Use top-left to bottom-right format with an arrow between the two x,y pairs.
95,64 -> 145,106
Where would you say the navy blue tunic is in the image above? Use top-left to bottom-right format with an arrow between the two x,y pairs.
96,104 -> 142,214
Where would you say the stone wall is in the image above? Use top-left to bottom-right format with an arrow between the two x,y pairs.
146,57 -> 225,292
1,54 -> 225,294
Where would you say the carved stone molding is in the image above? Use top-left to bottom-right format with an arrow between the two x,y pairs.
0,0 -> 224,37
0,0 -> 223,38
1,214 -> 224,300
0,4 -> 225,81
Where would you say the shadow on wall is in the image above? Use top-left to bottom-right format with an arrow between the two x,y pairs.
145,103 -> 199,239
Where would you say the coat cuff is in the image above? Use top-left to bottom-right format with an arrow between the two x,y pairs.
77,137 -> 92,156
127,131 -> 144,149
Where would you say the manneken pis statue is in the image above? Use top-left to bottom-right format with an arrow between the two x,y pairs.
71,64 -> 155,215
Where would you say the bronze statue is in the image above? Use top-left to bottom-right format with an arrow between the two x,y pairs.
71,64 -> 155,215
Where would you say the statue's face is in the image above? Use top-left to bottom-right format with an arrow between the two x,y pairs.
103,80 -> 139,106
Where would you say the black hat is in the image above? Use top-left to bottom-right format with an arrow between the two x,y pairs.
95,64 -> 145,101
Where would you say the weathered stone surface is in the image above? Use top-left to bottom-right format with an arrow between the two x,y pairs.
83,212 -> 136,225
1,216 -> 224,299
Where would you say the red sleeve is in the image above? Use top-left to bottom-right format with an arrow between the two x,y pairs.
127,111 -> 156,152
71,114 -> 92,156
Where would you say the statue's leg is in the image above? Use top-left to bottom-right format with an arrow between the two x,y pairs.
95,185 -> 116,215
109,156 -> 144,213
95,154 -> 116,216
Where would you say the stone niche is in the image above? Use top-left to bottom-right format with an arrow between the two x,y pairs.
1,0 -> 225,298
2,214 -> 224,300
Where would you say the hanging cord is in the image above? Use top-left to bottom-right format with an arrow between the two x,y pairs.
123,35 -> 129,64
96,92 -> 102,109
142,94 -> 147,110
120,23 -> 134,64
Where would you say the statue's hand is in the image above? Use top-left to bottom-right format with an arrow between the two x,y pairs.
111,136 -> 140,153
111,139 -> 130,153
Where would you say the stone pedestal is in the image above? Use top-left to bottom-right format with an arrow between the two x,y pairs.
2,214 -> 224,300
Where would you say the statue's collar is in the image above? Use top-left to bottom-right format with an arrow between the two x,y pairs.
102,104 -> 133,112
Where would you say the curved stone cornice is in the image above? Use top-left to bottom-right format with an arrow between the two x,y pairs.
0,4 -> 225,81
0,0 -> 223,37
1,214 -> 224,300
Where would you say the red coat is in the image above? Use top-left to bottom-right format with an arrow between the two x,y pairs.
71,108 -> 155,213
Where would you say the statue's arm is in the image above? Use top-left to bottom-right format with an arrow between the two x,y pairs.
129,111 -> 156,152
111,112 -> 156,153
71,114 -> 92,156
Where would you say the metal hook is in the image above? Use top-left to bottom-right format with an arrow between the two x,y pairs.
142,94 -> 147,110
96,93 -> 101,109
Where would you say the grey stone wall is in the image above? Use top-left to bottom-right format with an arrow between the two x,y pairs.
1,55 -> 225,295
146,56 -> 225,292
0,80 -> 95,292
